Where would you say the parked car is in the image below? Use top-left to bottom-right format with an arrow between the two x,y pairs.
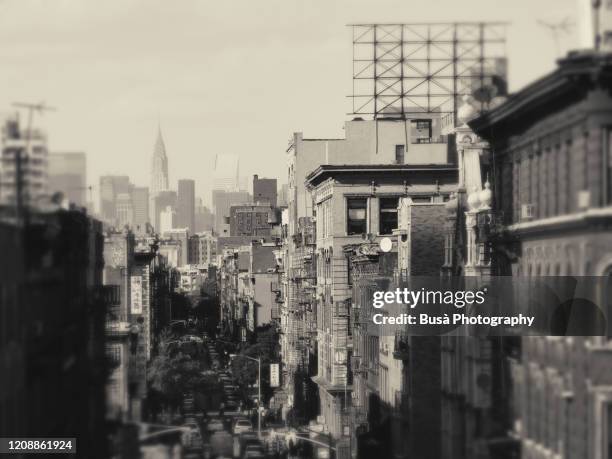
233,419 -> 253,435
206,418 -> 225,433
243,444 -> 265,459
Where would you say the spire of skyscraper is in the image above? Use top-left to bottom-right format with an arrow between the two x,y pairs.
149,125 -> 169,224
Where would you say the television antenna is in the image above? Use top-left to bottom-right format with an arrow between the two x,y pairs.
537,17 -> 574,57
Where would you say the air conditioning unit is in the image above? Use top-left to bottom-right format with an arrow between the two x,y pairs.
577,190 -> 591,210
521,204 -> 535,220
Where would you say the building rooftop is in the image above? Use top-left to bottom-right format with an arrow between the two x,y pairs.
469,50 -> 612,138
305,163 -> 458,188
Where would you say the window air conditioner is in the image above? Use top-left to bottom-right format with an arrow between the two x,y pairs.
577,190 -> 591,210
521,204 -> 535,220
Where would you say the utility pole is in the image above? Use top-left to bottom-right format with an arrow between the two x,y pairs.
592,0 -> 602,50
10,102 -> 56,223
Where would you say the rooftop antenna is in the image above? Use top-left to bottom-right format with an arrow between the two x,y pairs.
10,101 -> 56,224
537,17 -> 574,57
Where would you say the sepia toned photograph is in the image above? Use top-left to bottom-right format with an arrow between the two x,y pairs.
1,0 -> 612,458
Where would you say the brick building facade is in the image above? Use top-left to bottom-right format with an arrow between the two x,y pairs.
468,51 -> 612,459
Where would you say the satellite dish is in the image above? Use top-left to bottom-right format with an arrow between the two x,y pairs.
379,237 -> 392,252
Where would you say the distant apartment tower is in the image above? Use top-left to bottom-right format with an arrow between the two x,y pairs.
212,189 -> 251,236
253,174 -> 277,206
48,152 -> 87,208
149,127 -> 169,224
131,186 -> 149,234
0,116 -> 48,207
188,231 -> 217,266
99,175 -> 130,226
177,179 -> 195,232
229,203 -> 275,237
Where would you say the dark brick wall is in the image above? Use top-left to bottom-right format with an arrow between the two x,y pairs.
410,204 -> 447,276
409,336 -> 442,459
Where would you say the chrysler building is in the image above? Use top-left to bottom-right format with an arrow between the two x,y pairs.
149,126 -> 169,223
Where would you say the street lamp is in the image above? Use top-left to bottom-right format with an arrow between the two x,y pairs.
229,353 -> 262,439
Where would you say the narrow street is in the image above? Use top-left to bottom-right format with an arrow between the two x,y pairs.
141,297 -> 294,459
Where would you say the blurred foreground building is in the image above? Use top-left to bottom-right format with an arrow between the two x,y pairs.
0,208 -> 110,459
0,116 -> 49,207
467,50 -> 612,459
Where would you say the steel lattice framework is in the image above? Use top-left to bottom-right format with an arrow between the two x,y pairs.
350,22 -> 508,124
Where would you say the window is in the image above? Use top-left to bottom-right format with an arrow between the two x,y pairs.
379,197 -> 399,235
411,196 -> 432,203
411,119 -> 432,142
395,144 -> 405,164
347,197 -> 367,235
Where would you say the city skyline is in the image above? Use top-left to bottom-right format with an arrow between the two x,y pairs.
0,0 -> 585,207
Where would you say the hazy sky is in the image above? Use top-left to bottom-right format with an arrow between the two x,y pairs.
0,0 -> 583,207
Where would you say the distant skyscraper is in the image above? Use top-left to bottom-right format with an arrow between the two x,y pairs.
159,206 -> 177,235
99,175 -> 130,226
213,153 -> 240,192
131,186 -> 149,234
253,174 -> 277,206
154,190 -> 177,232
115,192 -> 134,228
194,198 -> 214,232
177,179 -> 195,233
278,183 -> 289,207
48,152 -> 87,208
150,126 -> 169,223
